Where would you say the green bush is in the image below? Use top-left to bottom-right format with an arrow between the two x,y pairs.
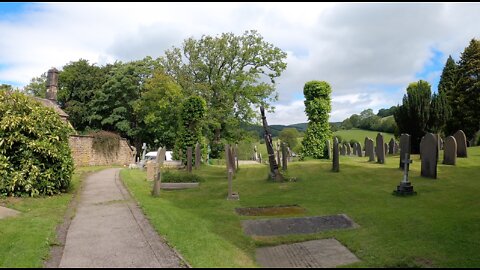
162,170 -> 204,183
0,91 -> 74,196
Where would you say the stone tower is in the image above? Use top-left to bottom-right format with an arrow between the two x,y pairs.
46,67 -> 59,102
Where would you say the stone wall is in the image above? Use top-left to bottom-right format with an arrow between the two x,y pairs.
68,135 -> 136,167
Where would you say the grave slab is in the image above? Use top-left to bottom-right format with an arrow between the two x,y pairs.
0,206 -> 20,219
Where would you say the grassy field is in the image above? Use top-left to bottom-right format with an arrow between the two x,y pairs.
0,166 -> 113,268
121,146 -> 480,267
333,128 -> 395,144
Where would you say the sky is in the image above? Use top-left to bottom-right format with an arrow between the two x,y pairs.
0,2 -> 479,125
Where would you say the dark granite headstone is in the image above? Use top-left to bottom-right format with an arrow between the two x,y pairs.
388,138 -> 395,155
376,133 -> 385,164
346,143 -> 351,156
352,143 -> 357,156
453,130 -> 468,158
365,138 -> 375,161
332,137 -> 339,172
443,136 -> 457,165
399,134 -> 411,169
420,133 -> 437,179
357,143 -> 363,157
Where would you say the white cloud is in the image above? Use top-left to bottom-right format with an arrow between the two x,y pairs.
1,3 -> 480,123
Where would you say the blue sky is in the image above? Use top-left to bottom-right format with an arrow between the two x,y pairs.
0,3 -> 478,124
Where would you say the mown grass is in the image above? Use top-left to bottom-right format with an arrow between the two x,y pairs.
0,166 -> 113,268
121,147 -> 480,268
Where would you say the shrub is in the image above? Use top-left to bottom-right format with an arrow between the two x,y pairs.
162,170 -> 204,183
0,91 -> 74,196
90,130 -> 121,158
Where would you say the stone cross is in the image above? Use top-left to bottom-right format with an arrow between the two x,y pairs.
393,152 -> 416,196
152,147 -> 165,197
187,146 -> 193,173
401,154 -> 413,184
141,143 -> 147,161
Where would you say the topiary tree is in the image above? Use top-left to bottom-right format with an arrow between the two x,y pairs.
301,81 -> 332,159
0,91 -> 74,196
174,96 -> 206,163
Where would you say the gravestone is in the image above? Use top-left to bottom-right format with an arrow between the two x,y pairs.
384,143 -> 388,155
357,143 -> 363,157
376,133 -> 385,164
332,137 -> 339,172
365,138 -> 375,161
260,106 -> 283,181
195,143 -> 201,170
352,143 -> 357,156
420,133 -> 437,179
281,142 -> 288,171
453,130 -> 468,158
187,146 -> 193,173
393,153 -> 415,196
443,136 -> 457,165
399,134 -> 411,169
229,145 -> 236,172
388,138 -> 395,155
340,144 -> 346,156
146,160 -> 155,181
152,147 -> 166,197
259,153 -> 262,164
346,143 -> 351,156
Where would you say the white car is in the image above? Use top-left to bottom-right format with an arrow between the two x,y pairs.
145,151 -> 173,161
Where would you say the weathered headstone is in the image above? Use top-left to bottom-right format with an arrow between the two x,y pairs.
357,142 -> 363,157
332,137 -> 339,172
384,143 -> 388,155
195,143 -> 201,170
420,133 -> 437,179
443,136 -> 457,165
187,146 -> 193,173
399,134 -> 411,169
352,143 -> 357,156
340,144 -> 346,156
365,138 -> 375,161
327,140 -> 331,160
227,167 -> 239,200
152,147 -> 166,197
388,138 -> 395,155
146,160 -> 155,181
260,106 -> 283,181
281,142 -> 288,171
346,143 -> 351,156
376,133 -> 385,164
453,130 -> 468,157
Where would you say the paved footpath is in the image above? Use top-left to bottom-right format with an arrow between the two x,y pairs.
59,168 -> 186,268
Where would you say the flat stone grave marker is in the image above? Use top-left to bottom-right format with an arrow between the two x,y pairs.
235,205 -> 306,216
0,206 -> 20,219
242,214 -> 358,237
256,238 -> 360,268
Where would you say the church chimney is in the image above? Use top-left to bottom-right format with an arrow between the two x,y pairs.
46,67 -> 59,102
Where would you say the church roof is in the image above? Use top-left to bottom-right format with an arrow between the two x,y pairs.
32,97 -> 69,118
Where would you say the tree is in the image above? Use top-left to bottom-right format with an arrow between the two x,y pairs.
349,114 -> 361,128
24,73 -> 47,98
279,128 -> 300,149
427,92 -> 451,133
438,55 -> 458,99
0,84 -> 14,92
445,39 -> 480,141
394,80 -> 432,153
161,30 -> 288,156
377,106 -> 397,117
301,81 -> 332,159
174,96 -> 206,162
57,59 -> 109,131
134,70 -> 183,149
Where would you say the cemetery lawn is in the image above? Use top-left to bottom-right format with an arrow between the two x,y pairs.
0,166 -> 113,268
121,146 -> 480,268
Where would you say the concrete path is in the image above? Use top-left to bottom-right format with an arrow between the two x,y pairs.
59,168 -> 186,268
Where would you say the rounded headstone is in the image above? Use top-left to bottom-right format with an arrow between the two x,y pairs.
443,136 -> 457,165
453,130 -> 468,158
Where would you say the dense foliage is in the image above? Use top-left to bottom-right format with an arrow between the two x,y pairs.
0,91 -> 74,196
301,81 -> 332,159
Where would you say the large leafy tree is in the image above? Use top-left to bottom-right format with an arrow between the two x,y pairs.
161,30 -> 287,156
24,72 -> 47,98
446,39 -> 480,140
58,59 -> 109,131
134,70 -> 183,149
279,128 -> 300,150
301,81 -> 332,159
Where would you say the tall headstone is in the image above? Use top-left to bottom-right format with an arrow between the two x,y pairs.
399,134 -> 411,169
420,133 -> 437,179
195,143 -> 201,170
366,138 -> 375,161
346,143 -> 351,156
357,142 -> 363,157
388,138 -> 395,155
376,133 -> 385,164
46,67 -> 59,102
152,147 -> 165,197
146,160 -> 155,181
443,136 -> 457,165
364,137 -> 368,152
332,137 -> 339,172
281,142 -> 288,171
260,106 -> 283,181
384,143 -> 388,155
453,130 -> 468,158
187,146 -> 193,173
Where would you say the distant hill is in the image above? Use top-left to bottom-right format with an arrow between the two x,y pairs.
243,122 -> 344,138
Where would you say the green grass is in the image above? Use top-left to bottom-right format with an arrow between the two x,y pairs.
0,166 -> 113,268
121,147 -> 480,267
333,128 -> 395,144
